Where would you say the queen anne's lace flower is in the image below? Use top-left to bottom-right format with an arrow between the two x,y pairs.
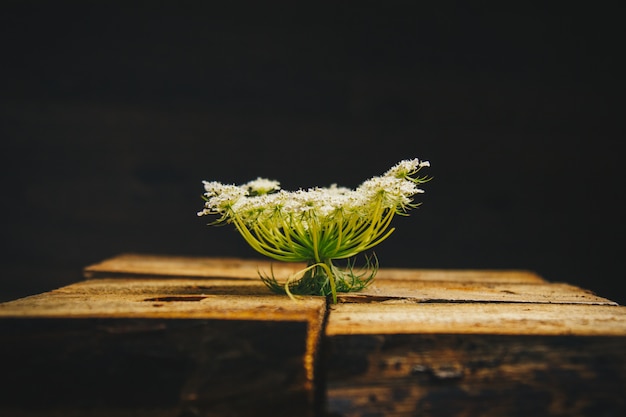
198,158 -> 431,302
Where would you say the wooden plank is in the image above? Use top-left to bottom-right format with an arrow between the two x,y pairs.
4,254 -> 625,416
325,333 -> 626,417
375,268 -> 546,283
0,278 -> 315,319
83,253 -> 546,284
0,277 -> 327,417
83,254 -> 613,305
326,284 -> 626,416
326,303 -> 626,336
338,280 -> 616,305
83,253 -> 307,280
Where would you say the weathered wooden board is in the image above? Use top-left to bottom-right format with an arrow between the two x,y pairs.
325,333 -> 626,417
83,253 -> 307,280
83,253 -> 546,284
85,254 -> 608,306
327,302 -> 626,336
2,253 -> 625,417
338,280 -> 616,305
0,277 -> 327,417
376,268 -> 546,283
326,292 -> 626,416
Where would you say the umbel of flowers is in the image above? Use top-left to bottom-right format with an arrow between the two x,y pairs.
198,158 -> 431,303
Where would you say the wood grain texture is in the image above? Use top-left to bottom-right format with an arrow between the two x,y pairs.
326,302 -> 626,337
1,318 -> 312,417
0,277 -> 323,321
2,253 -> 625,417
338,280 -> 615,305
325,268 -> 626,416
0,276 -> 327,417
83,253 -> 308,280
375,268 -> 546,283
325,333 -> 626,417
83,253 -> 546,284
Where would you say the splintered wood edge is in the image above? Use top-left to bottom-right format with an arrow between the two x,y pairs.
83,253 -> 545,284
325,303 -> 626,336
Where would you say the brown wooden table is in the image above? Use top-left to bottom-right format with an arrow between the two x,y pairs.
1,253 -> 625,416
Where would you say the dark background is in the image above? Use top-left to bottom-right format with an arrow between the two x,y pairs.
1,1 -> 624,304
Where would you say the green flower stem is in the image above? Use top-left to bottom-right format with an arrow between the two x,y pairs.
260,254 -> 379,303
284,263 -> 317,301
280,260 -> 334,302
320,259 -> 338,304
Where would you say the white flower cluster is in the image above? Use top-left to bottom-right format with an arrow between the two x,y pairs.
198,158 -> 430,226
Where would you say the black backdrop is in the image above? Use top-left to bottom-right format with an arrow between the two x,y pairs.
1,1 -> 624,304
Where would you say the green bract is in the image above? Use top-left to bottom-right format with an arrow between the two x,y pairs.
198,158 -> 431,303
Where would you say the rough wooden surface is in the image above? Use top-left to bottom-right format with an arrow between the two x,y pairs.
1,317 -> 313,417
374,268 -> 546,283
0,276 -> 326,417
338,280 -> 615,305
1,253 -> 625,417
83,253 -> 308,280
325,333 -> 626,417
326,303 -> 626,336
322,259 -> 626,417
83,253 -> 546,284
0,277 -> 322,321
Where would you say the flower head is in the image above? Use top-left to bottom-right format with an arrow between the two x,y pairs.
199,158 -> 431,257
198,158 -> 431,302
